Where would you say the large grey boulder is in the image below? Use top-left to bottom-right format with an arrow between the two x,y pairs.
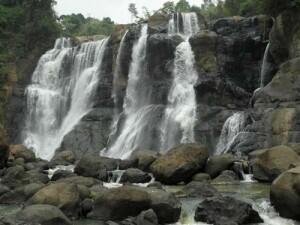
75,154 -> 119,178
28,182 -> 80,217
194,196 -> 263,225
252,145 -> 300,182
88,185 -> 181,224
270,166 -> 300,220
88,186 -> 151,221
120,168 -> 152,184
205,154 -> 236,178
150,144 -> 209,184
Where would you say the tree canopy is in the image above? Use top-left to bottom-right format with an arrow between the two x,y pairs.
59,14 -> 115,37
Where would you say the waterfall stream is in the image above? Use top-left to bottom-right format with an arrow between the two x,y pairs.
160,12 -> 199,152
24,37 -> 109,160
260,43 -> 270,87
215,112 -> 246,155
103,25 -> 154,159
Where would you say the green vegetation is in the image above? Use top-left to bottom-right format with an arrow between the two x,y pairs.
60,14 -> 115,37
0,0 -> 60,130
157,0 -> 300,21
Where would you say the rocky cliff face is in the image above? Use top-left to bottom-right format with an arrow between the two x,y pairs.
5,11 -> 281,157
241,7 -> 300,154
60,13 -> 273,157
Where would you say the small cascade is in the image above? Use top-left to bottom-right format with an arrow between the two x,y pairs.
104,25 -> 154,159
24,37 -> 109,160
112,30 -> 129,115
260,43 -> 270,87
160,12 -> 199,152
216,112 -> 246,155
108,31 -> 129,146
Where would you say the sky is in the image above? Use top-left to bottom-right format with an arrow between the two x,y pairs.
55,0 -> 203,24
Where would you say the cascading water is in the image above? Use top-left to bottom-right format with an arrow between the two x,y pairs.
108,31 -> 129,145
24,37 -> 109,160
160,12 -> 199,152
103,25 -> 158,159
260,43 -> 270,87
215,112 -> 246,155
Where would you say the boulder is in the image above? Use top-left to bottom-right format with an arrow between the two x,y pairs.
75,154 -> 119,178
1,165 -> 25,188
56,176 -> 101,187
28,182 -> 80,217
120,168 -> 152,184
0,183 -> 44,204
0,144 -> 9,169
205,154 -> 236,178
194,196 -> 263,225
16,204 -> 72,225
212,170 -> 240,185
178,181 -> 219,198
10,145 -> 35,162
89,185 -> 181,224
150,144 -> 209,184
50,150 -> 76,166
22,170 -> 49,184
143,187 -> 181,224
192,173 -> 211,182
252,145 -> 300,182
130,150 -> 159,171
88,186 -> 151,221
270,166 -> 300,220
132,209 -> 158,225
0,184 -> 10,196
79,198 -> 93,218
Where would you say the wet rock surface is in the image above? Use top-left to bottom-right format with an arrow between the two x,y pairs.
150,144 -> 209,184
194,195 -> 263,225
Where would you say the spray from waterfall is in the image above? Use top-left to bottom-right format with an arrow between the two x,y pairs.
24,37 -> 109,160
160,12 -> 199,152
215,112 -> 246,155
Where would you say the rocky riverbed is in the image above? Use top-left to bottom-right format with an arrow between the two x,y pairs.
0,143 -> 300,225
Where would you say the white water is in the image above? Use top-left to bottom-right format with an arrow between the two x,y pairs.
108,31 -> 129,146
47,165 -> 75,179
24,37 -> 109,160
160,13 -> 199,152
112,30 -> 128,112
215,112 -> 246,155
103,25 -> 151,159
260,43 -> 270,87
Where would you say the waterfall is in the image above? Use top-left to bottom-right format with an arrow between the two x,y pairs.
215,112 -> 246,155
160,12 -> 199,152
112,30 -> 128,112
260,43 -> 270,87
103,25 -> 157,159
24,37 -> 109,160
108,31 -> 129,145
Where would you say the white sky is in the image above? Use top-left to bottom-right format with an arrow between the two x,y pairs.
55,0 -> 203,24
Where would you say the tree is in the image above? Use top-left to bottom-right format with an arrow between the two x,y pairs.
161,1 -> 175,14
175,0 -> 191,12
128,3 -> 139,21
